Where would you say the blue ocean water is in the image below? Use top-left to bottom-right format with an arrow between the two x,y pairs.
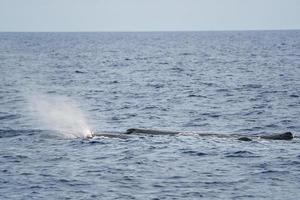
0,31 -> 300,199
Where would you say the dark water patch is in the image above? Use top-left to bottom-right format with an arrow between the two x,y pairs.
58,178 -> 72,183
243,110 -> 264,116
85,169 -> 103,173
179,52 -> 194,56
287,126 -> 297,129
142,105 -> 159,110
201,112 -> 220,118
1,154 -> 29,160
187,94 -> 207,98
46,90 -> 57,94
88,140 -> 107,145
94,155 -> 109,160
216,88 -> 230,93
242,84 -> 262,89
201,82 -> 215,87
256,170 -> 290,175
233,195 -> 256,199
20,172 -> 33,176
244,126 -> 264,132
225,150 -> 260,158
280,119 -> 292,124
126,113 -> 137,118
203,179 -> 246,186
39,173 -> 53,177
108,80 -> 119,84
265,123 -> 279,128
288,104 -> 299,108
1,169 -> 9,173
134,56 -> 150,61
0,129 -> 32,138
284,160 -> 300,165
181,150 -> 208,156
29,185 -> 43,189
0,114 -> 21,121
146,83 -> 164,88
152,183 -> 164,188
111,116 -> 121,121
75,70 -> 86,74
252,104 -> 267,109
0,129 -> 57,139
261,90 -> 288,96
157,62 -> 169,65
170,67 -> 184,72
192,117 -> 206,122
47,156 -> 66,161
109,63 -> 129,67
183,122 -> 210,127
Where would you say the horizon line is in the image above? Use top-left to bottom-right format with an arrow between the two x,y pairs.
0,28 -> 300,33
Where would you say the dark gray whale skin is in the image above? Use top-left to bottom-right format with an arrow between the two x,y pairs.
125,128 -> 179,135
124,128 -> 294,141
259,132 -> 293,140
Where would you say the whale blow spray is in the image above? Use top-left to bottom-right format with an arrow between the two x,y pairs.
29,94 -> 93,138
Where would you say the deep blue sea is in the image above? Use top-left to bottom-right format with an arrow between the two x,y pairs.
1,31 -> 300,199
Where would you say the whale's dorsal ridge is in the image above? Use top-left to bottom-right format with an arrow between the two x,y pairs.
124,128 -> 294,141
124,128 -> 137,134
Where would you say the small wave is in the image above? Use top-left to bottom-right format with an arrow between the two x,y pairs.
201,112 -> 220,118
243,110 -> 264,116
2,154 -> 28,159
75,70 -> 86,74
242,84 -> 262,89
146,83 -> 164,88
1,154 -> 29,164
20,172 -> 33,176
203,179 -> 246,185
182,122 -> 210,127
142,105 -> 159,110
225,150 -> 260,158
181,150 -> 208,156
265,124 -> 279,128
157,62 -> 169,65
216,88 -> 230,93
0,129 -> 66,139
88,140 -> 107,144
0,129 -> 42,138
0,114 -> 21,121
187,94 -> 207,98
178,52 -> 194,56
46,156 -> 67,161
256,170 -> 290,175
170,67 -> 184,72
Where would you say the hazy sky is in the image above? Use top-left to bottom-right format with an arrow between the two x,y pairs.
0,0 -> 300,32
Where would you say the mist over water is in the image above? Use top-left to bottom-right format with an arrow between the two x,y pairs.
28,93 -> 92,138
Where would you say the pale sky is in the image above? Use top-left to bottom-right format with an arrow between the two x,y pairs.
0,0 -> 300,32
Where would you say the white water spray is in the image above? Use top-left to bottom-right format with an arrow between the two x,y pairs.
28,94 -> 93,139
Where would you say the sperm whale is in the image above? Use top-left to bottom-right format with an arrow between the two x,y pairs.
122,128 -> 294,141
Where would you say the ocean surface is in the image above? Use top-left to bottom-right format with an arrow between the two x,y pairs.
0,31 -> 300,199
